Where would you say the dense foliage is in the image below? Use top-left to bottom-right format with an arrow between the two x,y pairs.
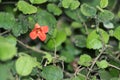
0,0 -> 120,80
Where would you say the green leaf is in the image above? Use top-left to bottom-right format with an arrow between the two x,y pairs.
47,3 -> 62,16
0,12 -> 15,29
113,26 -> 120,40
0,62 -> 15,80
43,53 -> 53,64
70,1 -> 80,10
46,30 -> 67,50
78,54 -> 92,66
5,35 -> 17,46
30,0 -> 47,4
41,65 -> 63,80
80,3 -> 97,17
62,0 -> 73,8
74,35 -> 86,48
98,10 -> 114,22
17,1 -> 37,14
0,36 -> 17,61
99,70 -> 112,80
100,0 -> 108,8
15,53 -> 38,76
103,22 -> 114,29
65,9 -> 87,22
12,14 -> 29,36
71,74 -> 86,80
96,60 -> 109,69
86,29 -> 109,49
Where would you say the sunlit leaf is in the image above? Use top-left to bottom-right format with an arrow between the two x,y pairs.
0,36 -> 17,61
17,1 -> 37,14
100,0 -> 108,8
113,26 -> 120,40
29,0 -> 47,4
86,29 -> 109,49
78,54 -> 92,66
96,60 -> 109,69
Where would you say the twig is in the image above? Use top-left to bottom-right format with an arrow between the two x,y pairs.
0,30 -> 9,36
83,22 -> 89,35
17,39 -> 47,55
86,47 -> 106,79
74,66 -> 85,76
109,63 -> 120,71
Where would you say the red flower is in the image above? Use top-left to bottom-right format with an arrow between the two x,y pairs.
29,23 -> 49,41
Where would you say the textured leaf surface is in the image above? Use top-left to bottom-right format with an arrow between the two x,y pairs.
86,29 -> 109,49
41,65 -> 63,80
0,12 -> 15,29
17,1 -> 37,14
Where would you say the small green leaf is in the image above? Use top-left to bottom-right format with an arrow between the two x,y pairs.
70,0 -> 80,10
62,0 -> 73,8
41,65 -> 63,80
47,3 -> 62,16
86,29 -> 109,49
114,26 -> 120,40
15,54 -> 38,76
0,12 -> 15,29
103,22 -> 114,29
74,35 -> 86,48
17,1 -> 37,14
71,74 -> 86,80
30,0 -> 47,4
100,0 -> 108,8
0,36 -> 17,61
98,10 -> 114,22
80,3 -> 97,17
46,30 -> 66,50
43,53 -> 53,64
96,60 -> 109,69
78,54 -> 92,66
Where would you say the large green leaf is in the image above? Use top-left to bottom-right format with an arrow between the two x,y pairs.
12,14 -> 29,36
80,3 -> 97,17
0,62 -> 15,80
15,53 -> 39,76
29,0 -> 47,4
98,10 -> 114,22
0,12 -> 15,29
0,36 -> 17,61
113,26 -> 120,40
41,65 -> 63,80
86,29 -> 109,49
17,1 -> 37,14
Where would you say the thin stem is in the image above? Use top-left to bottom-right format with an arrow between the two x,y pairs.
86,47 -> 106,79
0,30 -> 9,36
109,63 -> 120,71
17,39 -> 47,55
96,6 -> 104,12
83,22 -> 89,35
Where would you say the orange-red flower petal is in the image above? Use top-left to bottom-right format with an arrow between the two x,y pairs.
29,30 -> 37,40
